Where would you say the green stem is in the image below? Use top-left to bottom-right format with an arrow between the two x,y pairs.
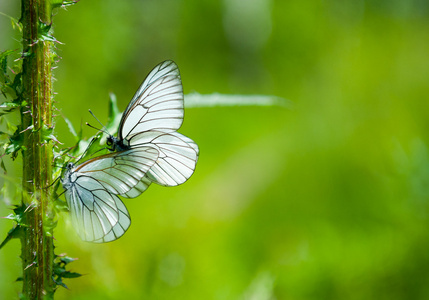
20,0 -> 55,298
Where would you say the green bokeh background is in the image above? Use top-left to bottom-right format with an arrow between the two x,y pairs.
1,0 -> 429,299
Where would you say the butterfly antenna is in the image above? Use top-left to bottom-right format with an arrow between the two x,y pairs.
86,122 -> 108,135
87,109 -> 110,135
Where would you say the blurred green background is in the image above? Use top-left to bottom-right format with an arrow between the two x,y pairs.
1,0 -> 429,299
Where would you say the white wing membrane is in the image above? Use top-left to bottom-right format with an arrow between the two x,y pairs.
66,175 -> 131,243
127,60 -> 180,111
128,131 -> 199,187
121,176 -> 152,198
75,147 -> 159,195
119,61 -> 184,140
121,75 -> 184,138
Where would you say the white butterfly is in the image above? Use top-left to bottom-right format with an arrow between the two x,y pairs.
61,61 -> 199,243
106,60 -> 199,197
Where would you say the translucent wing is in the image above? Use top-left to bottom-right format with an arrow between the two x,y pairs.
119,61 -> 184,140
121,130 -> 199,197
125,60 -> 180,112
76,147 -> 159,195
175,132 -> 199,159
63,147 -> 160,242
128,130 -> 199,187
101,61 -> 199,199
121,176 -> 152,198
65,175 -> 131,243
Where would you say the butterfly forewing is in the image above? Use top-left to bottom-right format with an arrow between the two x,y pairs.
120,65 -> 184,140
63,146 -> 157,243
75,147 -> 159,195
125,60 -> 180,115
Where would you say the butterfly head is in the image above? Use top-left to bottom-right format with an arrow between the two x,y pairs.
106,134 -> 129,152
106,135 -> 116,151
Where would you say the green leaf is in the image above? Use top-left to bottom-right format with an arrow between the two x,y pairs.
6,121 -> 17,134
53,266 -> 66,275
40,123 -> 61,144
0,50 -> 20,102
53,253 -> 82,289
54,265 -> 82,278
0,102 -> 20,109
0,12 -> 22,32
4,127 -> 24,160
1,204 -> 29,227
37,22 -> 55,42
60,256 -> 78,265
0,50 -> 15,71
0,87 -> 17,101
0,101 -> 20,115
4,213 -> 21,223
0,226 -> 23,250
61,271 -> 82,279
63,115 -> 79,141
106,92 -> 122,135
0,158 -> 6,173
11,72 -> 22,95
52,0 -> 80,8
4,142 -> 21,157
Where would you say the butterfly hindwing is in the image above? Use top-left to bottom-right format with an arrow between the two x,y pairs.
121,176 -> 152,199
128,131 -> 199,187
65,172 -> 131,243
120,129 -> 200,198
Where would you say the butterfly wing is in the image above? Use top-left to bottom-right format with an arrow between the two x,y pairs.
75,147 -> 159,195
125,60 -> 180,112
119,61 -> 184,141
65,174 -> 131,243
63,147 -> 159,242
121,176 -> 152,198
106,60 -> 198,198
128,130 -> 199,187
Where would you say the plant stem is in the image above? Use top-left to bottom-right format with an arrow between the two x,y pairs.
20,0 -> 55,298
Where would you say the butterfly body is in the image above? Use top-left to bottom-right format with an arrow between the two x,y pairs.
61,162 -> 75,190
106,135 -> 128,151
